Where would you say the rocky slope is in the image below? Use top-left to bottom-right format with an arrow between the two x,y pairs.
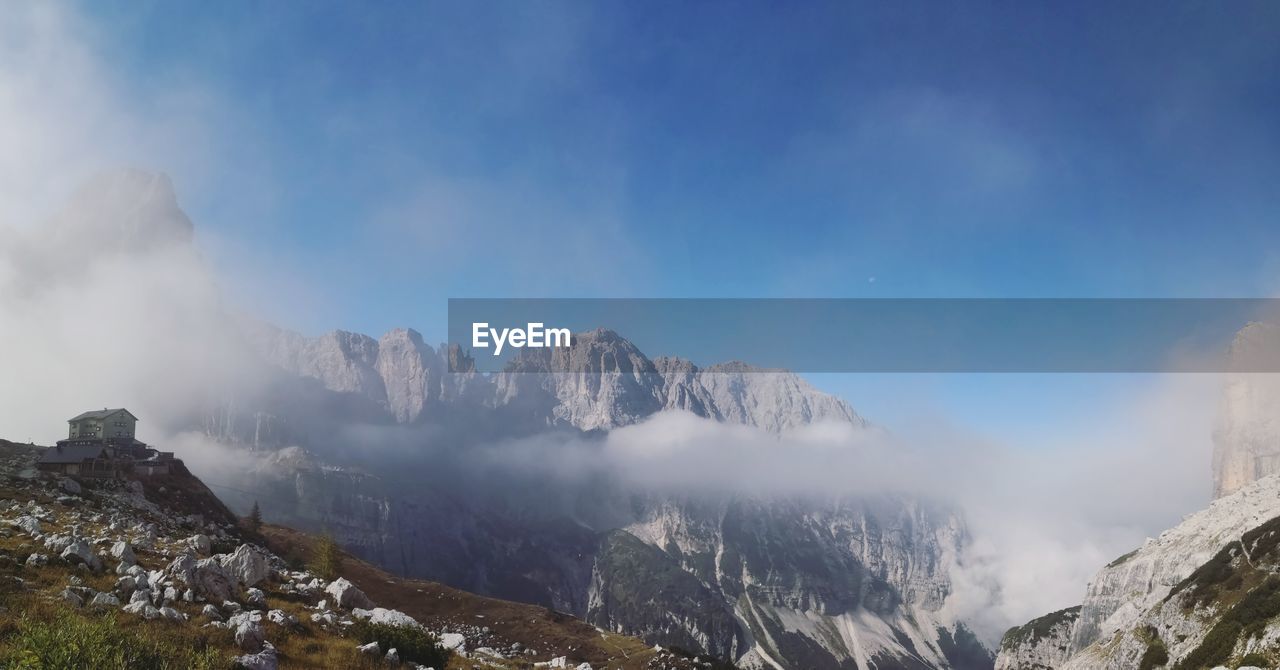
994,607 -> 1078,670
995,474 -> 1280,669
0,439 -> 708,670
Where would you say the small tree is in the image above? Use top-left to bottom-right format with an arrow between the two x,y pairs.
311,530 -> 341,580
247,501 -> 263,532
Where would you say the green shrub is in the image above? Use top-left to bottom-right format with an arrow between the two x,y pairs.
349,620 -> 450,668
1239,652 -> 1270,667
1177,577 -> 1280,669
1138,639 -> 1169,669
0,611 -> 226,670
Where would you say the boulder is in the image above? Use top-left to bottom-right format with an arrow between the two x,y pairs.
234,642 -> 278,670
234,619 -> 265,652
324,577 -> 373,610
385,648 -> 400,665
202,604 -> 224,620
59,478 -> 81,495
267,609 -> 296,626
245,587 -> 267,607
165,555 -> 237,603
187,534 -> 211,556
220,544 -> 271,588
123,601 -> 160,619
60,539 -> 102,571
439,632 -> 466,652
59,588 -> 84,607
114,575 -> 137,598
351,607 -> 423,630
165,553 -> 196,584
311,611 -> 337,626
357,642 -> 380,656
129,588 -> 152,605
24,553 -> 48,567
159,606 -> 185,621
89,592 -> 120,609
43,534 -> 73,554
110,540 -> 136,566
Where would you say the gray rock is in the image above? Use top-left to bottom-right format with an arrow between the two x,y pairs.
234,619 -> 265,652
89,592 -> 120,609
357,641 -> 380,656
59,588 -> 84,607
59,478 -> 81,495
351,607 -> 422,630
13,516 -> 40,536
219,544 -> 270,588
245,586 -> 267,607
187,534 -> 211,556
324,577 -> 372,610
159,606 -> 185,621
166,552 -> 238,602
114,575 -> 137,598
234,642 -> 278,670
60,539 -> 102,571
202,604 -> 224,620
266,609 -> 296,626
123,601 -> 160,619
110,540 -> 135,566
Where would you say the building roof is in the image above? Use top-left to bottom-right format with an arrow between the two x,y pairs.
67,408 -> 138,423
38,443 -> 107,464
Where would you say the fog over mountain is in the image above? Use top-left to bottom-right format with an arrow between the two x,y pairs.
0,169 -> 1224,669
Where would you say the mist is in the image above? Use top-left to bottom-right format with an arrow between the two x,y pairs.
0,0 -> 1236,654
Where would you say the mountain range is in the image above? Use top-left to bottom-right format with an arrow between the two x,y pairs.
18,169 -> 994,669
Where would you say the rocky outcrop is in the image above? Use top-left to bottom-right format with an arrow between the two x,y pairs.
1213,322 -> 1280,498
376,328 -> 443,422
997,475 -> 1280,669
1066,474 -> 1280,657
994,606 -> 1078,670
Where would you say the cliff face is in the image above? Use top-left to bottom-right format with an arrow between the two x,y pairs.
227,449 -> 988,669
1213,322 -> 1280,498
206,325 -> 985,669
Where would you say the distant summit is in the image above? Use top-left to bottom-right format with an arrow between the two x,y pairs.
47,168 -> 194,255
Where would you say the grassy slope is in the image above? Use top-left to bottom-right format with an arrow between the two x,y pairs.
0,439 -> 700,670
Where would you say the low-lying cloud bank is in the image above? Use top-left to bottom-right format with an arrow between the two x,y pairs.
447,382 -> 1214,642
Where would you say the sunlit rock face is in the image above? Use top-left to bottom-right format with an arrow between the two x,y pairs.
1213,322 -> 1280,498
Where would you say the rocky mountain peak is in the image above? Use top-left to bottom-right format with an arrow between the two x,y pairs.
49,168 -> 194,255
376,328 -> 442,422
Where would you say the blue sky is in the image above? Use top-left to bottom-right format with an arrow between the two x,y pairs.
78,1 -> 1280,332
57,2 -> 1280,447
